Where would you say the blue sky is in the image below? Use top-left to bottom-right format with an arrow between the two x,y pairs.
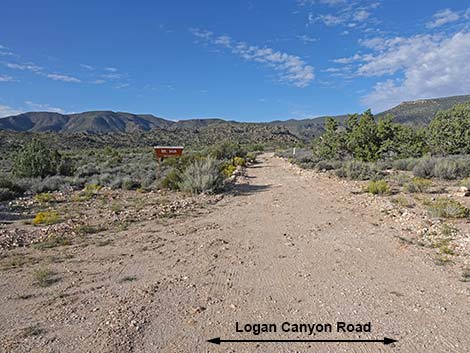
0,0 -> 469,122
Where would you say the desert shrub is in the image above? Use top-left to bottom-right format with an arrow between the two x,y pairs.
403,177 -> 432,193
122,178 -> 141,190
392,173 -> 411,186
412,158 -> 437,178
179,157 -> 223,194
30,175 -> 72,193
141,171 -> 156,188
433,159 -> 460,180
315,160 -> 339,171
13,139 -> 61,178
222,164 -> 236,178
460,178 -> 470,189
75,164 -> 99,178
335,160 -> 382,180
57,157 -> 76,176
392,158 -> 419,171
75,225 -> 105,234
35,192 -> 56,204
0,176 -> 24,194
33,211 -> 61,225
366,180 -> 391,195
83,183 -> 101,195
210,142 -> 246,160
107,176 -> 122,190
233,156 -> 246,167
161,168 -> 182,190
33,268 -> 57,287
392,195 -> 414,208
428,198 -> 469,219
0,188 -> 16,201
246,153 -> 257,163
376,160 -> 393,170
247,144 -> 264,152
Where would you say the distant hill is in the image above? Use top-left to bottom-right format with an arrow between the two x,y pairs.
376,95 -> 470,125
266,95 -> 470,139
0,111 -> 173,133
267,115 -> 348,140
0,95 -> 469,141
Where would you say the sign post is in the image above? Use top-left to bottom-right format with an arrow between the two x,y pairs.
153,146 -> 185,180
154,146 -> 185,159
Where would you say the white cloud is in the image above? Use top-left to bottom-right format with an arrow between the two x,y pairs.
191,29 -> 314,87
426,9 -> 460,29
0,74 -> 14,82
114,83 -> 130,89
80,64 -> 94,70
297,34 -> 317,43
305,1 -> 380,29
5,61 -> 83,83
24,101 -> 66,114
353,10 -> 370,21
0,104 -> 22,117
91,79 -> 106,84
311,14 -> 344,26
358,31 -> 470,111
5,62 -> 42,72
357,35 -> 440,76
105,67 -> 117,72
101,73 -> 122,80
333,54 -> 362,64
191,28 -> 213,41
46,73 -> 81,83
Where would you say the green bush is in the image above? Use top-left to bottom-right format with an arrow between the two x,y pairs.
58,157 -> 76,176
392,158 -> 419,171
335,160 -> 382,180
428,198 -> 469,219
179,157 -> 223,194
433,160 -> 460,180
233,156 -> 245,167
222,164 -> 236,178
209,142 -> 246,160
315,160 -> 339,171
428,103 -> 470,155
161,168 -> 182,190
366,180 -> 391,195
412,158 -> 437,178
403,177 -> 432,193
13,139 -> 61,178
35,192 -> 56,203
246,152 -> 256,163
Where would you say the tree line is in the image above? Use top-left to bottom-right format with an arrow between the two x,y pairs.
313,103 -> 470,162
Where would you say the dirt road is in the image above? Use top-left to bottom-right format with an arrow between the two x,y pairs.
2,154 -> 470,352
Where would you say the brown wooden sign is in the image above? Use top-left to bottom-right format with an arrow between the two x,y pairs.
154,146 -> 184,158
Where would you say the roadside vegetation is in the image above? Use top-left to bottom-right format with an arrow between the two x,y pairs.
278,102 -> 470,269
0,138 -> 264,251
0,140 -> 263,202
279,103 -> 470,185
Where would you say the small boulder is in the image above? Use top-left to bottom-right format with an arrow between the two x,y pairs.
456,186 -> 470,197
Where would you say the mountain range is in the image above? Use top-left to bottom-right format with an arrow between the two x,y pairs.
0,95 -> 469,142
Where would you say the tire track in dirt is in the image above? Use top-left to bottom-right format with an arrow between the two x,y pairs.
138,154 -> 470,353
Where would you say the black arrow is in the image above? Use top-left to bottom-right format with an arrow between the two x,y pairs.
207,337 -> 397,345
